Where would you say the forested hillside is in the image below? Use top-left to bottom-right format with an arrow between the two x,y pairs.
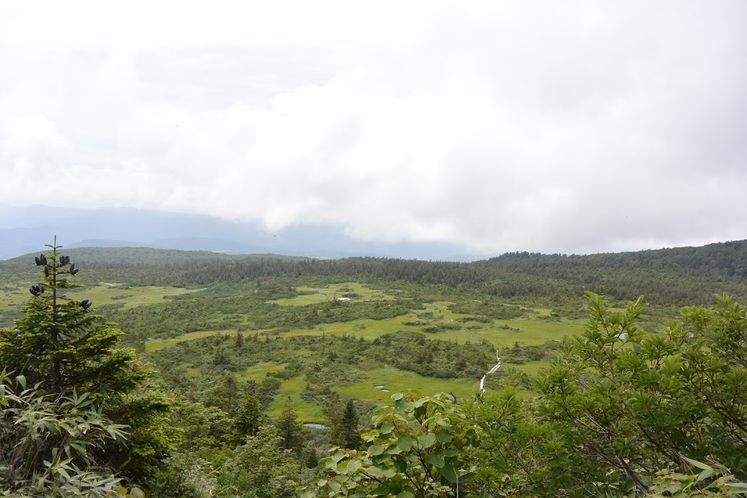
1,240 -> 746,496
4,239 -> 747,304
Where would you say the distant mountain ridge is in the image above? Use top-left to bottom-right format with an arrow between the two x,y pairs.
3,205 -> 746,267
0,205 -> 481,262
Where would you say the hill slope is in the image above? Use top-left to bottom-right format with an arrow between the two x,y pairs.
3,240 -> 747,308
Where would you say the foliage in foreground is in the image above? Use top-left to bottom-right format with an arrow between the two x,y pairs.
535,293 -> 747,493
648,458 -> 747,497
0,371 -> 127,497
304,392 -> 478,498
305,292 -> 747,497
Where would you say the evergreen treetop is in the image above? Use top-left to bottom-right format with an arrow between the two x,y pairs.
0,238 -> 143,398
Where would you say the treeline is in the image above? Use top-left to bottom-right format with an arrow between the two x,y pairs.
489,239 -> 747,277
3,240 -> 747,309
483,240 -> 747,301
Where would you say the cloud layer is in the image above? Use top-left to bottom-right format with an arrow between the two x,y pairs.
2,1 -> 746,254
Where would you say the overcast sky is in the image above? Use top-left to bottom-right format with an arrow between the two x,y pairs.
1,1 -> 746,255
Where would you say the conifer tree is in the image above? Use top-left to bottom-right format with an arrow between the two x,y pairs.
234,388 -> 263,441
274,397 -> 307,455
0,238 -> 143,396
340,399 -> 362,449
0,239 -> 173,484
219,425 -> 305,498
329,396 -> 361,450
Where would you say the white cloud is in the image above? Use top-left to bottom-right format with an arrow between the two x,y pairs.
1,1 -> 746,254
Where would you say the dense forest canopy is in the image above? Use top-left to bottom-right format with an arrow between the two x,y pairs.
3,239 -> 747,306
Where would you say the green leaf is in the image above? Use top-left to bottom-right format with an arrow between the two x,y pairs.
56,465 -> 71,480
697,469 -> 714,481
366,466 -> 384,479
387,443 -> 403,455
379,423 -> 394,434
439,463 -> 458,483
330,449 -> 347,463
425,453 -> 445,468
413,397 -> 428,408
347,459 -> 362,473
397,435 -> 414,451
682,456 -> 713,472
372,485 -> 390,495
444,448 -> 458,457
418,432 -> 437,448
435,431 -> 453,443
369,444 -> 385,456
396,491 -> 415,498
69,442 -> 88,457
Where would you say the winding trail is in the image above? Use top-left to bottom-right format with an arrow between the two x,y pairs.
479,351 -> 502,392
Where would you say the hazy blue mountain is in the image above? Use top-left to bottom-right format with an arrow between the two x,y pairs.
0,205 -> 482,261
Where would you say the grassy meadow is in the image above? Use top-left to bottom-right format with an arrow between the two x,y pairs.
144,281 -> 582,354
0,284 -> 203,313
271,284 -> 584,346
132,280 -> 582,421
68,284 -> 205,309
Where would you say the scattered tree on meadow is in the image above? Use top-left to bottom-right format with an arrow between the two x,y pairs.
204,374 -> 240,416
234,387 -> 263,441
274,396 -> 307,455
329,398 -> 362,450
